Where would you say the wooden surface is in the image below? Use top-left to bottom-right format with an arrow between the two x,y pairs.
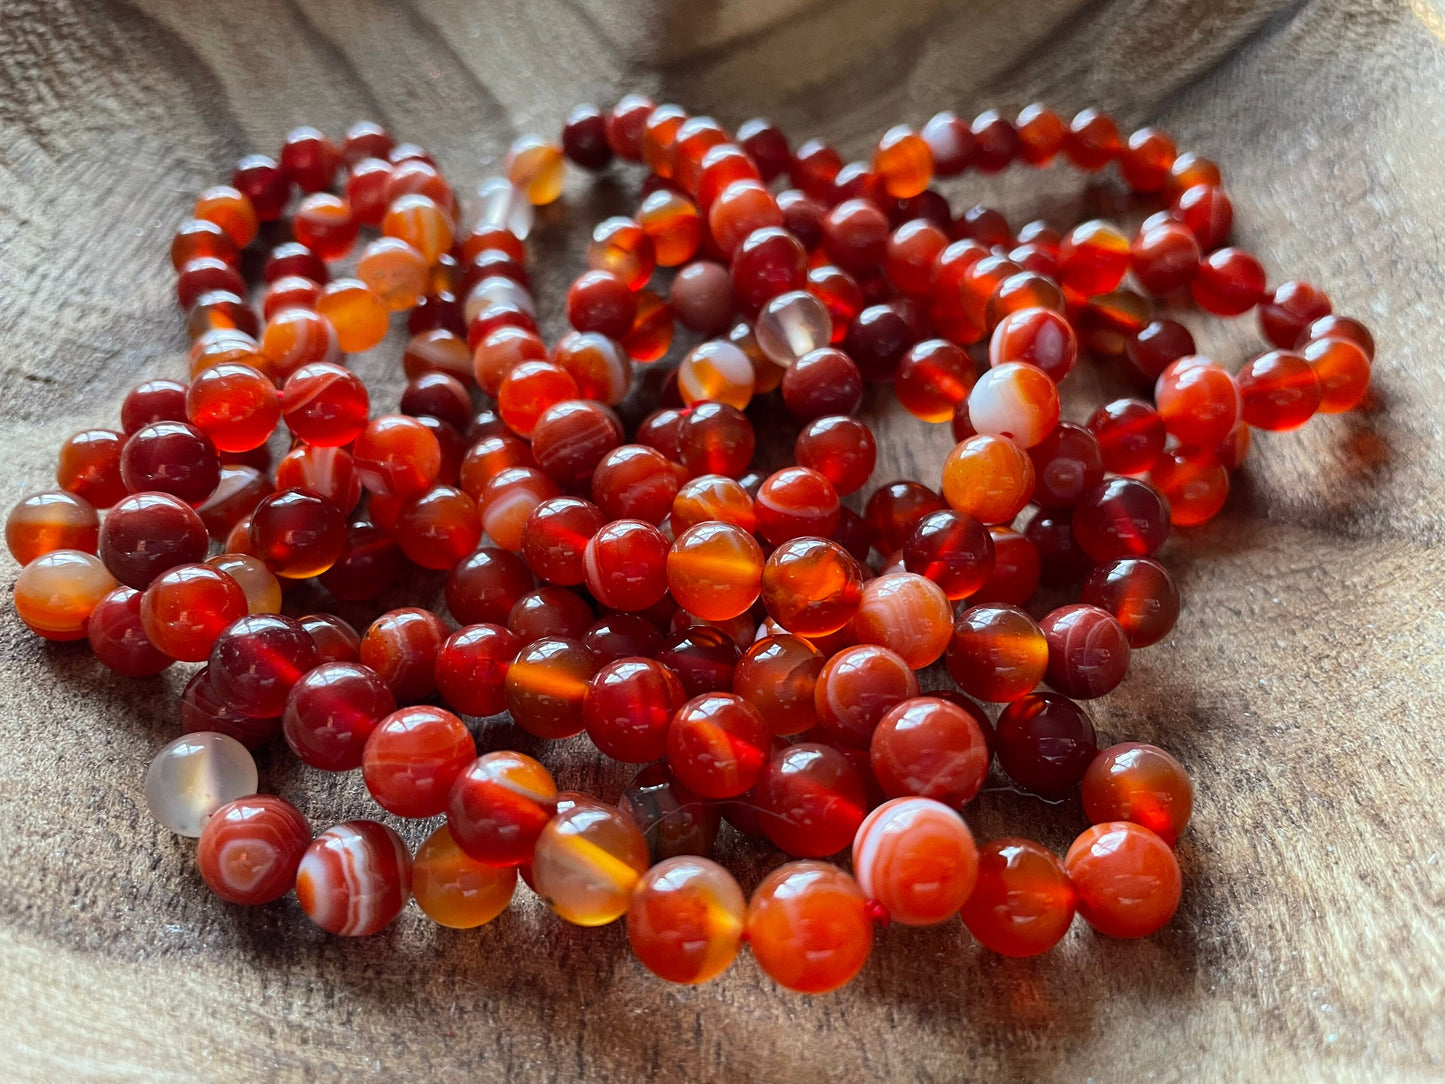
2,0 -> 1444,1080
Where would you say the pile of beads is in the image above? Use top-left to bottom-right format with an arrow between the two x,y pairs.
8,100 -> 1374,993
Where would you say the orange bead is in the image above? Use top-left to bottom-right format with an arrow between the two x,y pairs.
588,217 -> 655,290
315,279 -> 389,353
531,800 -> 649,925
851,571 -> 951,669
473,325 -> 547,397
1120,127 -> 1178,192
967,362 -> 1060,449
14,549 -> 116,641
746,861 -> 873,994
637,189 -> 703,267
734,633 -> 823,736
960,838 -> 1076,956
1058,220 -> 1131,297
622,289 -> 674,362
853,796 -> 978,926
6,491 -> 99,566
504,135 -> 566,205
872,125 -> 933,199
627,856 -> 746,984
496,360 -> 579,438
666,521 -> 764,622
357,237 -> 430,312
413,823 -> 518,928
194,185 -> 258,248
677,340 -> 755,410
1302,337 -> 1371,414
1154,357 -> 1241,448
1082,742 -> 1193,847
1149,450 -> 1229,526
707,179 -> 782,258
505,635 -> 597,738
382,193 -> 455,265
759,537 -> 864,637
260,308 -> 338,378
640,104 -> 688,178
480,467 -> 560,552
671,475 -> 756,533
946,603 -> 1048,702
1237,350 -> 1321,430
941,435 -> 1035,524
1064,821 -> 1182,938
292,193 -> 358,260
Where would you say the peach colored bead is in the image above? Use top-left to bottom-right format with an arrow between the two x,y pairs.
531,800 -> 650,926
677,340 -> 755,410
14,549 -> 116,641
851,571 -> 952,668
967,362 -> 1061,449
382,193 -> 455,264
357,237 -> 430,312
504,135 -> 566,205
754,290 -> 832,368
852,797 -> 978,926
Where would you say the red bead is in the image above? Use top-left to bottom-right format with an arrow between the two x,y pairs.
1072,478 -> 1171,562
1155,357 -> 1242,448
360,607 -> 450,702
280,125 -> 340,191
961,838 -> 1076,956
946,603 -> 1048,703
731,226 -> 807,311
209,613 -> 320,718
1064,821 -> 1181,938
591,444 -> 678,523
754,743 -> 867,857
138,563 -> 247,662
997,692 -> 1098,796
1237,350 -> 1321,430
970,110 -> 1018,172
1028,422 -> 1105,508
508,587 -> 594,644
1175,183 -> 1233,249
362,705 -> 476,818
988,307 -> 1077,384
505,636 -> 599,738
1130,220 -> 1200,296
197,795 -> 312,906
1063,108 -> 1120,171
582,657 -> 685,763
677,402 -> 755,478
666,692 -> 770,798
1040,603 -> 1131,699
1150,450 -> 1230,526
1082,557 -> 1180,648
1059,220 -> 1130,296
870,696 -> 990,808
656,626 -> 740,698
1191,247 -> 1266,315
1302,338 -> 1371,414
87,585 -> 171,676
814,643 -> 919,748
1083,743 -> 1193,847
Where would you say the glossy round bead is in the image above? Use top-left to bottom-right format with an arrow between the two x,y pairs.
1192,246 -> 1265,315
1072,478 -> 1171,562
637,189 -> 702,266
746,861 -> 872,994
754,743 -> 867,858
1087,399 -> 1166,476
315,278 -> 389,353
864,481 -> 946,554
519,497 -> 605,585
181,666 -> 279,749
759,537 -> 864,637
627,856 -> 745,984
357,237 -> 430,311
780,346 -> 863,421
871,695 -> 990,809
381,193 -> 455,265
813,644 -> 919,748
298,613 -> 360,665
562,104 -> 614,170
447,751 -> 557,866
989,307 -> 1077,385
670,476 -> 753,536
566,269 -> 637,340
120,421 -> 220,507
412,824 -> 518,928
432,622 -> 518,716
1082,557 -> 1180,648
890,339 -> 972,422
248,489 -> 346,578
853,797 -> 978,926
194,184 -> 258,246
899,509 -> 992,601
590,445 -> 677,525
669,261 -> 735,335
196,795 -> 311,905
144,732 -> 257,837
6,491 -> 98,567
471,178 -> 533,243
508,587 -> 594,644
282,662 -> 396,770
665,693 -> 770,799
851,572 -> 952,669
445,547 -> 533,627
531,801 -> 650,926
1130,220 -> 1200,295
658,626 -> 741,698
1237,350 -> 1321,430
971,526 -> 1040,606
666,521 -> 764,622
1058,220 -> 1130,296
997,692 -> 1098,796
677,340 -> 755,410
1299,313 -> 1376,360
137,563 -> 246,661
792,415 -> 876,498
1023,423 -> 1103,511
272,447 -> 358,520
1040,604 -> 1131,699
588,217 -> 656,290
181,363 -> 278,454
1065,821 -> 1181,938
320,523 -> 405,602
754,467 -> 840,546
504,135 -> 565,205
530,400 -> 623,486
1150,450 -> 1230,527
961,838 -> 1077,956
581,615 -> 663,667
754,290 -> 832,368
582,657 -> 685,763
627,292 -> 675,370
198,465 -> 274,539
395,485 -> 481,570
1302,337 -> 1372,414
472,325 -> 546,396
296,821 -> 412,937
1257,280 -> 1331,348
967,362 -> 1060,449
505,636 -> 598,738
1083,743 -> 1193,847
85,585 -> 170,675
358,607 -> 448,702
583,519 -> 670,612
552,331 -> 633,405
56,428 -> 127,509
941,435 -> 1036,525
209,613 -> 320,718
353,415 -> 442,500
947,603 -> 1048,702
734,634 -> 823,736
362,705 -> 476,818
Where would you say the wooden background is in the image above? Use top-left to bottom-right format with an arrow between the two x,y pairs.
1,0 -> 1443,1080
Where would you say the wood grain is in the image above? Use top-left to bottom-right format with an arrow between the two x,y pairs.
1,0 -> 1443,1080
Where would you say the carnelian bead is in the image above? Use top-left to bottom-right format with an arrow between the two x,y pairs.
347,416 -> 439,503
941,435 -> 1035,524
821,198 -> 889,277
789,137 -> 843,201
667,521 -> 764,622
195,794 -> 310,907
967,362 -> 1059,449
508,587 -> 593,644
589,217 -> 656,289
676,402 -> 755,478
754,467 -> 840,546
1065,821 -> 1181,938
1150,450 -> 1230,526
582,657 -> 685,763
208,612 -> 320,719
1237,349 -> 1321,430
1163,151 -> 1222,200
1083,556 -> 1180,649
677,340 -> 755,410
794,415 -> 876,496
444,547 -> 532,627
666,692 -> 770,799
637,189 -> 702,267
1072,477 -> 1170,561
759,537 -> 863,637
362,705 -> 475,819
996,691 -> 1098,796
472,325 -> 546,396
280,660 -> 393,768
918,110 -> 973,174
946,603 -> 1047,702
669,261 -> 734,335
263,274 -> 323,319
278,125 -> 339,191
870,125 -> 932,199
1087,398 -> 1166,475
813,643 -> 919,748
1083,743 -> 1193,848
870,695 -> 990,807
1191,246 -> 1266,315
433,622 -> 519,717
894,339 -> 975,422
961,839 -> 1076,956
13,549 -> 115,641
628,856 -> 745,984
623,290 -> 674,362
184,363 -> 278,454
566,270 -> 637,340
176,257 -> 246,310
504,135 -> 565,205
316,278 -> 389,352
345,158 -> 393,227
393,486 -> 481,570
259,308 -> 338,379
969,526 -> 1039,606
97,491 -> 207,589
553,331 -> 633,405
272,446 -> 357,515
1299,313 -> 1376,360
591,445 -> 677,524
746,861 -> 871,993
1155,357 -> 1241,448
639,103 -> 688,177
1058,220 -> 1130,297
1302,338 -> 1371,414
412,824 -> 517,928
851,572 -> 951,669
121,380 -> 188,435
6,491 -> 99,566
519,497 -> 605,586
1130,220 -> 1201,296
901,509 -> 993,600
863,480 -> 945,554
480,467 -> 561,552
381,193 -> 454,265
583,615 -> 663,667
292,192 -> 358,260
970,109 -> 1018,172
1028,421 -> 1105,509
533,800 -> 650,927
490,361 -> 574,440
248,488 -> 345,579
754,743 -> 867,858
356,237 -> 430,312
138,563 -> 246,661
780,347 -> 863,421
1175,183 -> 1233,249
1259,280 -> 1331,348
657,625 -> 738,697
170,219 -> 238,272
300,613 -> 361,664
561,103 -> 613,170
884,220 -> 948,297
193,185 -> 257,247
1121,127 -> 1177,191
1040,603 -> 1131,699
807,264 -> 863,342
263,241 -> 326,284
1127,319 -> 1197,382
447,751 -> 557,866
731,226 -> 807,311
583,519 -> 670,612
853,797 -> 977,927
119,421 -> 221,507
985,273 -> 1066,334
734,634 -> 822,736
531,400 -> 624,488
505,634 -> 598,737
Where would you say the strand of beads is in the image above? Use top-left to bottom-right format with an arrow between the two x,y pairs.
7,100 -> 1374,994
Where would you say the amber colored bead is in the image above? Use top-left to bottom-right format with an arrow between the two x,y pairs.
360,705 -> 475,819
619,289 -> 672,363
509,587 -> 594,644
1119,126 -> 1177,191
1191,246 -> 1266,315
790,416 -> 874,498
759,537 -> 863,637
412,823 -> 517,928
1154,357 -> 1241,448
870,695 -> 990,808
889,338 -> 971,422
6,491 -> 98,567
1299,313 -> 1376,361
634,188 -> 701,267
582,519 -> 670,612
961,838 -> 1076,956
940,435 -> 1035,525
379,193 -> 454,266
89,585 -> 171,675
868,125 -> 931,199
780,347 -> 863,421
812,643 -> 919,748
187,290 -> 259,339
446,750 -> 558,866
259,308 -> 339,380
505,636 -> 598,739
807,264 -> 864,343
193,184 -> 258,247
676,340 -> 754,410
182,363 -> 278,455
1072,477 -> 1170,562
552,330 -> 633,405
136,562 -> 245,662
750,467 -> 837,546
469,325 -> 542,396
170,218 -> 238,273
754,743 -> 867,858
501,135 -> 564,206
359,607 -> 450,703
589,216 -> 656,290
665,692 -> 770,800
1086,399 -> 1164,476
852,795 -> 979,928
1065,821 -> 1181,938
314,278 -> 388,353
1150,450 -> 1230,527
1236,349 -> 1321,431
265,274 -> 326,319
51,430 -> 120,512
746,861 -> 871,993
946,603 -> 1047,702
533,800 -> 650,927
677,402 -> 755,478
353,237 -> 429,311
627,856 -> 744,984
1301,338 -> 1371,414
245,488 -> 344,579
734,634 -> 823,736
662,521 -> 761,623
1058,219 -> 1130,297
1080,743 -> 1194,849
12,549 -> 115,641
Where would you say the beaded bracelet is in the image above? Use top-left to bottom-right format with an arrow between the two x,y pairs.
6,99 -> 1374,994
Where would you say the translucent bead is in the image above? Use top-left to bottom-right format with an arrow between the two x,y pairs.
746,861 -> 872,993
627,856 -> 745,984
413,824 -> 517,928
504,135 -> 566,205
753,290 -> 832,368
473,176 -> 534,240
531,800 -> 649,926
853,796 -> 978,926
144,732 -> 258,837
677,340 -> 755,410
967,362 -> 1060,449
